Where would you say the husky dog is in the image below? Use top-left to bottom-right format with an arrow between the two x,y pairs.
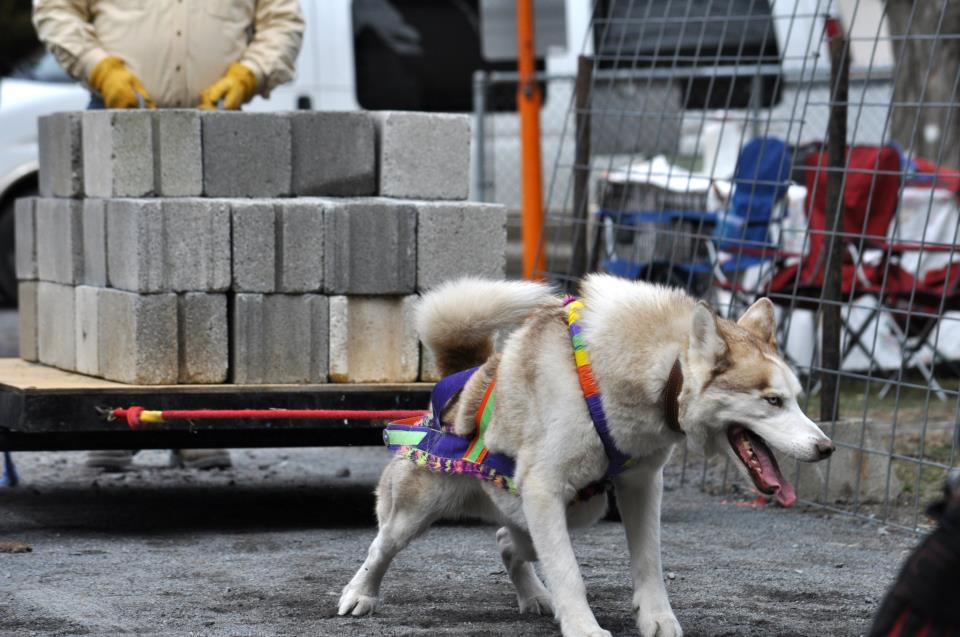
339,275 -> 834,637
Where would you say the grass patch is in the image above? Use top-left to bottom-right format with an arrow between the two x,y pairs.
801,372 -> 958,426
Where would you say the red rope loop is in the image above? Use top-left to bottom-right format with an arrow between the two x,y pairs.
108,407 -> 428,430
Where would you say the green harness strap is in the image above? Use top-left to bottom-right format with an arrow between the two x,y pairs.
384,427 -> 428,447
463,380 -> 497,463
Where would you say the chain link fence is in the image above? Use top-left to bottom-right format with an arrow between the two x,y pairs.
473,0 -> 960,533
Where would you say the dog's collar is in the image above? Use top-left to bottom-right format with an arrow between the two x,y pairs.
662,358 -> 684,434
563,296 -> 636,475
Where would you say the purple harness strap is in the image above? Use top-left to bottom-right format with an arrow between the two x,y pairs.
563,296 -> 636,476
387,366 -> 517,477
430,366 -> 478,427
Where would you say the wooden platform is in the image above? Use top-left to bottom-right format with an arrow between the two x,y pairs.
0,359 -> 431,451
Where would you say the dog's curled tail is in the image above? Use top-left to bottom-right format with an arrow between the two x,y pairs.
417,277 -> 555,377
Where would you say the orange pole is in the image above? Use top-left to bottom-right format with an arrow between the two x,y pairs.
516,0 -> 545,279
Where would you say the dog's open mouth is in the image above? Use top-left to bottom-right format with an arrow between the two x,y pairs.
726,424 -> 796,507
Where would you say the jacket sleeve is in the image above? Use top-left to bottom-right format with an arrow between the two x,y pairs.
32,0 -> 110,82
240,0 -> 305,96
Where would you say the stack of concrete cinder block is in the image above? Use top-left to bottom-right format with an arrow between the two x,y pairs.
17,110 -> 506,385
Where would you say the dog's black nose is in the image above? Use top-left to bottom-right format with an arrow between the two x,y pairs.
816,439 -> 835,459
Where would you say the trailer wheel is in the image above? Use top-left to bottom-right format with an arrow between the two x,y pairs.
0,184 -> 34,307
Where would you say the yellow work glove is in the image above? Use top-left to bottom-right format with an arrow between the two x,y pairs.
198,63 -> 258,111
89,56 -> 156,109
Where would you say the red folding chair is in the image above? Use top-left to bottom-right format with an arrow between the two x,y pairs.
875,159 -> 960,399
881,252 -> 960,401
761,145 -> 913,374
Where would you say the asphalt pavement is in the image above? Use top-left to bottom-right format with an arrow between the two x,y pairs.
1,446 -> 917,637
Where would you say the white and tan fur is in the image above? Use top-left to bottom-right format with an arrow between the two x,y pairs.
338,275 -> 833,637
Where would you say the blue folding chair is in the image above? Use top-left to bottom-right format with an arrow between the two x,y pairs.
596,138 -> 793,293
708,137 -> 793,274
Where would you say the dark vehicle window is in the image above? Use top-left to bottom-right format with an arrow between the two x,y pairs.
593,0 -> 782,108
352,0 -> 544,112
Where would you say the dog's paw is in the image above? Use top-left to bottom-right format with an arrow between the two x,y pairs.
639,613 -> 682,637
337,588 -> 379,617
517,593 -> 554,616
560,621 -> 612,637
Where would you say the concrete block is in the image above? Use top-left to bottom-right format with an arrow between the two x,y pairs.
82,110 -> 154,197
232,294 -> 328,384
231,199 -> 324,292
14,197 -> 37,280
161,199 -> 232,291
777,419 -> 904,504
154,110 -> 202,196
231,201 -> 275,292
36,281 -> 76,371
420,344 -> 443,382
99,288 -> 178,384
38,113 -> 84,198
37,115 -> 54,198
323,199 -> 416,294
75,285 -> 101,376
82,199 -> 107,286
377,111 -> 470,200
413,200 -> 507,290
178,293 -> 228,383
276,200 -> 324,292
328,295 -> 418,383
202,112 -> 291,197
106,199 -> 161,291
36,198 -> 83,284
290,112 -> 376,196
107,199 -> 231,292
18,281 -> 38,362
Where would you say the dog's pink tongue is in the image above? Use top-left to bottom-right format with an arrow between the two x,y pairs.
752,437 -> 796,508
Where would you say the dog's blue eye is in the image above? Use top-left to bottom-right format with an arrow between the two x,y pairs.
765,396 -> 783,407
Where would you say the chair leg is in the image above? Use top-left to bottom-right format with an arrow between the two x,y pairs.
841,305 -> 900,397
880,319 -> 948,402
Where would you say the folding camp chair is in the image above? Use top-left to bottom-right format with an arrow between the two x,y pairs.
696,137 -> 794,312
879,159 -> 960,397
762,145 -> 911,378
597,138 -> 793,301
881,246 -> 960,401
595,156 -> 718,294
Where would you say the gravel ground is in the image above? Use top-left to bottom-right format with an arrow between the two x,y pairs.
0,446 -> 917,637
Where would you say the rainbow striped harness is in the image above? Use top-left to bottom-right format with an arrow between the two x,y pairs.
383,296 -> 635,494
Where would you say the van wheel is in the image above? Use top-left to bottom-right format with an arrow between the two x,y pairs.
0,194 -> 22,307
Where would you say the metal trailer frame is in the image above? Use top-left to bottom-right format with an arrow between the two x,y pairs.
0,359 -> 430,456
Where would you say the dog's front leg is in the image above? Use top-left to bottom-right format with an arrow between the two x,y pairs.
522,479 -> 611,637
614,465 -> 682,637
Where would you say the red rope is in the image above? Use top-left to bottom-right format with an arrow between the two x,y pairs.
111,407 -> 428,430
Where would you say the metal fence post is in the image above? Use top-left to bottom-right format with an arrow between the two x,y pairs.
821,19 -> 850,424
471,70 -> 488,203
570,55 -> 593,282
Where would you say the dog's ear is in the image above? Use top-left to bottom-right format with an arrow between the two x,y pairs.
737,297 -> 777,347
689,301 -> 728,370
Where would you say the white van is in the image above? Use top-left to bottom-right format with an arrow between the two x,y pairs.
0,0 -> 887,299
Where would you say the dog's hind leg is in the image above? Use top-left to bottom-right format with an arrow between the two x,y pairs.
496,526 -> 553,616
338,459 -> 446,617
